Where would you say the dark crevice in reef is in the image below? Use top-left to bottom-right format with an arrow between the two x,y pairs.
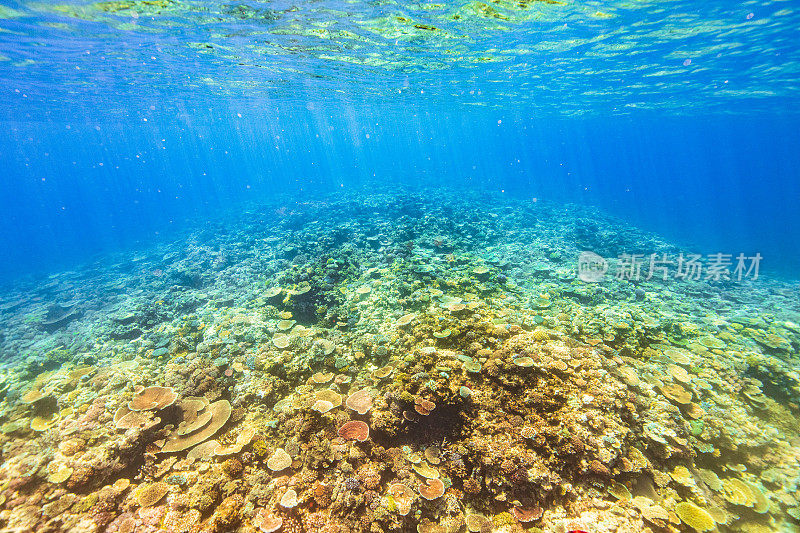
373,403 -> 464,448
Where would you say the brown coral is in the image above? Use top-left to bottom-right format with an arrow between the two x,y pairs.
279,488 -> 298,508
114,405 -> 160,430
346,389 -> 373,415
338,421 -> 369,441
135,481 -> 170,507
312,481 -> 333,508
315,389 -> 343,408
160,400 -> 231,453
660,383 -> 693,405
418,478 -> 445,500
463,478 -> 481,494
128,386 -> 178,411
175,397 -> 212,436
187,440 -> 221,460
215,426 -> 256,456
588,459 -> 611,477
414,398 -> 436,416
209,494 -> 244,529
312,399 -> 334,413
221,457 -> 243,478
511,505 -> 543,522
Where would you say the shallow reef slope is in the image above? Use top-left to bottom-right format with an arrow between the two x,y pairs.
0,190 -> 798,533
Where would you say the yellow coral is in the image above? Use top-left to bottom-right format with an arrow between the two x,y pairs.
532,328 -> 549,342
744,481 -> 770,514
675,502 -> 716,532
669,465 -> 696,487
251,439 -> 268,457
721,478 -> 755,507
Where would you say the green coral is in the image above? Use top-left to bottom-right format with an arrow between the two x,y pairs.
380,495 -> 395,515
72,493 -> 98,513
492,511 -> 517,527
397,390 -> 415,404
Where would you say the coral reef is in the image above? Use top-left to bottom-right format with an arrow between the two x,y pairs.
0,190 -> 798,532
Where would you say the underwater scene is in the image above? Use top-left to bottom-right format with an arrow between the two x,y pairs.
1,0 -> 800,532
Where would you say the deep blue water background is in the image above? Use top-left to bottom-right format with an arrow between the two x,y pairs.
2,0 -> 799,283
1,105 -> 798,281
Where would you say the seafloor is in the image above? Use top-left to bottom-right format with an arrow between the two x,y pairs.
0,190 -> 798,533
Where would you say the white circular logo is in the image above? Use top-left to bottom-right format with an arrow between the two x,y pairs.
577,251 -> 608,282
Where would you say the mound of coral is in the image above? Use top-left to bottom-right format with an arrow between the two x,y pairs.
0,190 -> 798,533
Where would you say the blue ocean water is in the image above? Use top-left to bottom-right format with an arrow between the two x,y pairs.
0,0 -> 798,278
2,109 -> 799,281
